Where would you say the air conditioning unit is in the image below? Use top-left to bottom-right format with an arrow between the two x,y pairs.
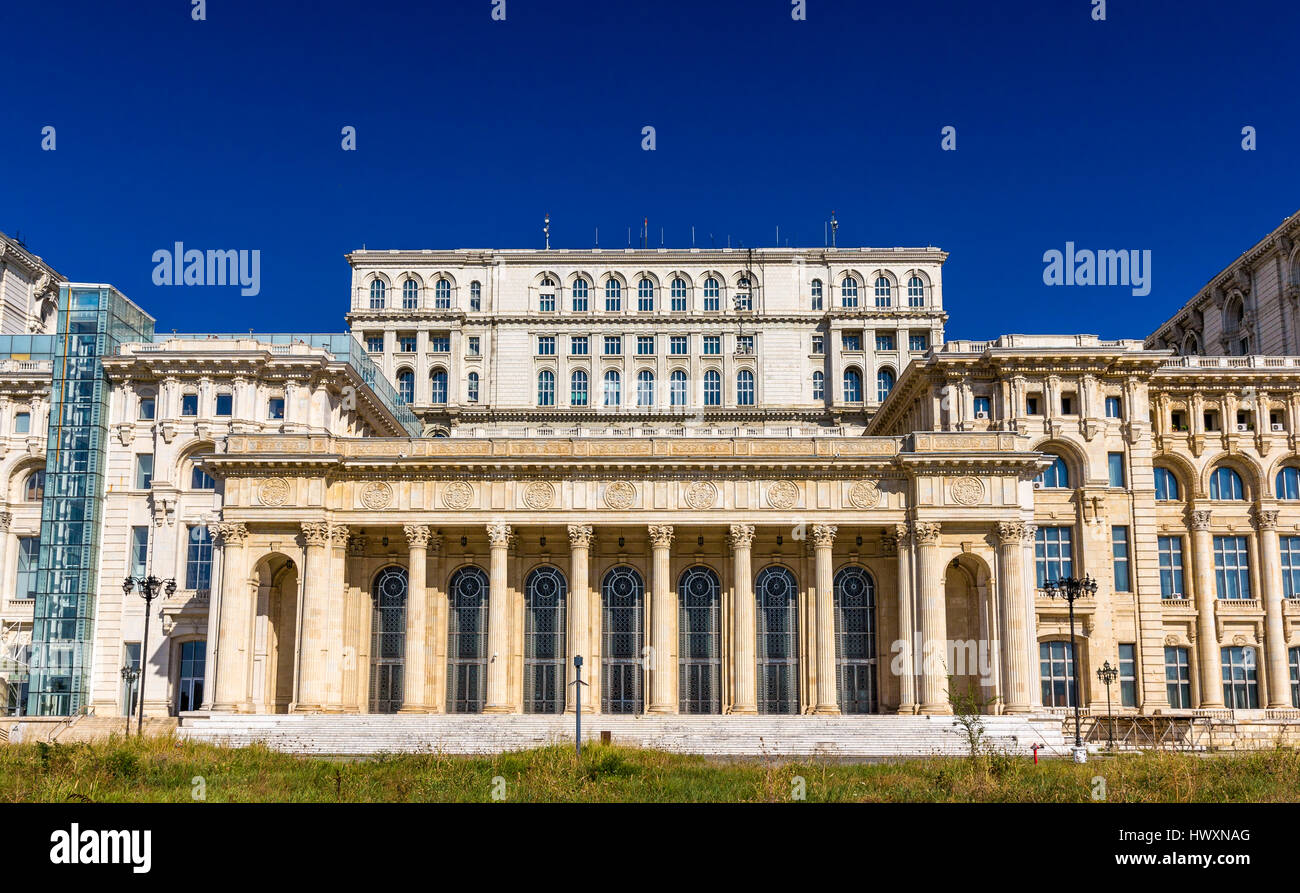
975,411 -> 989,419
1033,481 -> 1044,490
1272,423 -> 1285,432
1236,423 -> 1249,433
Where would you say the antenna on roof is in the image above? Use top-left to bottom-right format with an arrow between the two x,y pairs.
627,227 -> 631,248
776,225 -> 780,246
830,210 -> 839,249
543,213 -> 550,250
691,226 -> 696,248
595,227 -> 599,249
660,227 -> 664,248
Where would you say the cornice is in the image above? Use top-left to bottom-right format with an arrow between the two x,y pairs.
346,247 -> 950,268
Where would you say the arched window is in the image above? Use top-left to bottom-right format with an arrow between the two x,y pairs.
637,278 -> 654,312
396,369 -> 414,405
572,277 -> 589,311
1035,453 -> 1070,488
538,277 -> 556,313
874,276 -> 892,307
669,369 -> 687,406
447,566 -> 489,713
435,278 -> 452,309
1210,466 -> 1245,500
537,370 -> 555,406
602,566 -> 644,713
735,278 -> 752,311
25,469 -> 45,502
402,279 -> 419,309
703,369 -> 721,406
834,566 -> 877,714
907,276 -> 925,307
876,368 -> 895,402
430,369 -> 448,405
841,277 -> 859,308
678,566 -> 721,714
191,467 -> 215,490
469,280 -> 482,311
1154,467 -> 1181,500
812,370 -> 825,400
466,371 -> 479,403
524,567 -> 567,714
810,278 -> 823,310
843,368 -> 862,402
603,370 -> 621,407
370,566 -> 408,713
571,369 -> 589,406
670,277 -> 687,312
605,279 -> 622,312
636,370 -> 655,407
703,277 -> 721,311
755,566 -> 799,714
1276,466 -> 1300,500
368,279 -> 386,309
737,369 -> 755,406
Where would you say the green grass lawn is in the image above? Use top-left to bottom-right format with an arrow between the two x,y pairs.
2,736 -> 1299,802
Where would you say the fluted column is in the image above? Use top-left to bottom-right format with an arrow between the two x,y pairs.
323,523 -> 349,711
812,524 -> 839,714
914,521 -> 950,714
729,524 -> 757,714
895,523 -> 917,714
483,522 -> 513,713
1257,510 -> 1292,708
211,522 -> 250,712
996,521 -> 1034,713
295,521 -> 331,712
648,525 -> 677,714
399,524 -> 431,712
1190,509 -> 1224,707
0,512 -> 11,605
565,525 -> 593,714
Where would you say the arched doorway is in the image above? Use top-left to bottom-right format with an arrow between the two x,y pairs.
252,553 -> 298,714
756,566 -> 800,714
601,566 -> 644,713
524,566 -> 567,714
369,566 -> 407,714
834,565 -> 878,713
447,566 -> 489,713
678,565 -> 721,714
945,557 -> 990,707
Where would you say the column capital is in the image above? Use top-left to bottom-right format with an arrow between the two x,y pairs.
728,523 -> 755,550
1190,509 -> 1213,531
0,511 -> 13,532
214,521 -> 248,545
1254,509 -> 1280,531
894,522 -> 912,549
811,524 -> 837,548
487,522 -> 513,547
912,521 -> 942,546
404,523 -> 432,549
996,520 -> 1029,546
346,534 -> 368,556
648,524 -> 675,548
301,521 -> 331,547
327,522 -> 349,544
567,524 -> 594,549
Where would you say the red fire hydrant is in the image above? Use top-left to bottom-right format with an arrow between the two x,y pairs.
1031,743 -> 1042,765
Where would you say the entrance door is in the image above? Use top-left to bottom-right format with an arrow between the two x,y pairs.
369,566 -> 407,713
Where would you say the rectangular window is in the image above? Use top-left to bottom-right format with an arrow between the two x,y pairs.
398,335 -> 417,353
268,397 -> 285,420
539,291 -> 555,313
637,336 -> 655,356
973,396 -> 991,417
1213,535 -> 1251,600
134,454 -> 153,489
570,336 -> 588,356
1221,646 -> 1259,709
430,336 -> 450,353
467,336 -> 481,356
1035,526 -> 1074,587
1112,526 -> 1131,592
14,412 -> 30,434
121,642 -> 141,717
1105,396 -> 1122,419
909,332 -> 929,351
176,640 -> 206,713
130,526 -> 149,577
1026,396 -> 1040,415
669,336 -> 687,356
736,335 -> 754,355
1118,643 -> 1137,707
138,396 -> 156,420
1204,411 -> 1220,432
1281,536 -> 1300,599
214,393 -> 232,416
537,336 -> 556,356
365,334 -> 383,353
1165,647 -> 1192,709
16,537 -> 39,599
670,281 -> 686,312
841,333 -> 862,352
875,333 -> 895,351
1290,648 -> 1300,708
1107,452 -> 1126,487
1158,536 -> 1185,598
181,393 -> 199,416
812,335 -> 824,355
603,336 -> 622,356
1040,641 -> 1075,708
703,336 -> 721,356
185,525 -> 213,591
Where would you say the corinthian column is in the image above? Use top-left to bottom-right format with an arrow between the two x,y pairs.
1257,510 -> 1292,708
647,525 -> 677,714
295,521 -> 331,712
399,524 -> 431,712
729,524 -> 757,714
895,523 -> 917,714
566,525 -> 593,714
211,522 -> 250,712
913,521 -> 950,714
996,521 -> 1033,713
1190,509 -> 1224,707
812,524 -> 839,714
483,522 -> 513,713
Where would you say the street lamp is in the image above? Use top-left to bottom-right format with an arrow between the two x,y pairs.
1096,659 -> 1119,751
122,574 -> 177,736
1040,574 -> 1098,761
118,665 -> 140,738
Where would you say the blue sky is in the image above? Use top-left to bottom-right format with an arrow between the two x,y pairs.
2,0 -> 1296,340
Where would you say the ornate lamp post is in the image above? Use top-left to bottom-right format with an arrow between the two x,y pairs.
122,574 -> 177,736
118,665 -> 140,738
1040,574 -> 1097,762
1097,660 -> 1119,751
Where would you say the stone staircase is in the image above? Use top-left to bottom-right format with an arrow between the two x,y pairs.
178,713 -> 1068,758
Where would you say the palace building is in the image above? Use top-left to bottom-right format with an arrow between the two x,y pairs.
1,217 -> 1299,736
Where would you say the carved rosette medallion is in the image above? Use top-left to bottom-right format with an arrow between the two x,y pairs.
683,480 -> 718,510
442,481 -> 474,510
766,480 -> 799,510
847,479 -> 881,509
258,477 -> 290,506
950,476 -> 985,506
604,480 -> 636,510
360,480 -> 393,510
522,481 -> 556,510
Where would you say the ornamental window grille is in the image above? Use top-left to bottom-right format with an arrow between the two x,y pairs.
524,567 -> 567,714
834,566 -> 877,713
601,566 -> 644,713
369,566 -> 408,714
447,567 -> 489,713
677,566 -> 721,713
755,566 -> 799,714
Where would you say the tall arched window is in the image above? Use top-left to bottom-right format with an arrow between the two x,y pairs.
736,278 -> 752,311
538,277 -> 556,313
874,276 -> 892,307
876,368 -> 895,402
368,279 -> 386,309
603,370 -> 621,407
755,566 -> 799,714
1276,467 -> 1300,500
572,277 -> 589,311
812,370 -> 825,400
670,370 -> 687,406
1154,467 -> 1180,500
434,278 -> 452,308
370,566 -> 408,713
402,279 -> 419,309
907,276 -> 925,307
605,279 -> 622,312
1210,466 -> 1245,500
469,280 -> 482,311
447,567 -> 489,713
843,368 -> 862,403
636,370 -> 655,407
1036,453 -> 1070,488
810,278 -> 823,310
670,277 -> 687,312
637,278 -> 654,312
571,369 -> 589,406
841,277 -> 859,308
430,369 -> 448,404
703,277 -> 721,311
737,369 -> 755,406
396,369 -> 414,405
835,566 -> 877,713
537,370 -> 555,406
524,567 -> 567,714
466,371 -> 479,403
703,369 -> 721,406
25,469 -> 45,501
678,566 -> 721,714
602,566 -> 644,713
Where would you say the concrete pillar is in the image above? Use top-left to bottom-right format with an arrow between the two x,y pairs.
565,525 -> 593,714
729,523 -> 757,714
914,521 -> 950,714
400,524 -> 431,712
1257,510 -> 1293,708
997,521 -> 1034,713
812,524 -> 839,714
211,522 -> 250,712
1190,509 -> 1224,707
483,522 -> 512,713
295,521 -> 331,712
895,522 -> 917,714
648,525 -> 677,714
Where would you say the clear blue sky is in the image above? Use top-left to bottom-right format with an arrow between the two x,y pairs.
3,0 -> 1296,340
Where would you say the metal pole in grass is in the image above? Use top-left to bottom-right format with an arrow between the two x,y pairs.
570,655 -> 588,757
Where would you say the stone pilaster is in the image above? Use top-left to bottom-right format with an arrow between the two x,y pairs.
996,521 -> 1034,713
1256,510 -> 1292,708
647,524 -> 677,714
483,522 -> 512,713
729,524 -> 757,714
812,524 -> 839,714
211,522 -> 250,712
1189,509 -> 1224,707
913,521 -> 950,714
295,521 -> 331,712
400,524 -> 431,712
894,522 -> 917,713
566,525 -> 593,714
